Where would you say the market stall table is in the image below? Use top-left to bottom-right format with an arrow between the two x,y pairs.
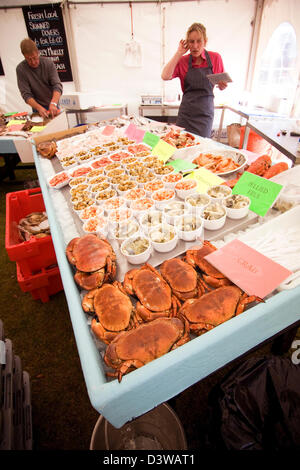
65,104 -> 128,126
31,134 -> 300,429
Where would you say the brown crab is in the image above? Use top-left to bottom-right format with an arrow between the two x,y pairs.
123,263 -> 181,321
66,234 -> 116,290
160,257 -> 201,301
82,282 -> 139,344
185,241 -> 232,292
179,285 -> 263,336
104,316 -> 190,382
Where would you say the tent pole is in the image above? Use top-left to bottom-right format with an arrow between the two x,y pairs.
245,0 -> 264,93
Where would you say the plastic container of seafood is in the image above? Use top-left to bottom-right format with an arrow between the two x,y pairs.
148,223 -> 178,253
127,143 -> 152,156
131,198 -> 155,219
91,156 -> 112,169
206,184 -> 232,203
116,180 -> 138,195
144,179 -> 165,197
5,188 -> 57,277
163,201 -> 188,225
151,188 -> 175,210
124,188 -> 146,207
102,197 -> 126,214
110,219 -> 140,243
79,205 -> 104,221
48,171 -> 70,189
140,210 -> 165,235
109,151 -> 133,162
88,175 -> 107,186
69,176 -> 88,187
202,202 -> 227,230
224,194 -> 250,219
82,216 -> 109,237
121,234 -> 152,264
174,214 -> 204,241
95,188 -> 117,204
68,165 -> 92,179
174,179 -> 198,199
108,207 -> 133,227
86,168 -> 106,180
153,165 -> 175,179
70,184 -> 90,197
162,172 -> 183,188
185,193 -> 211,215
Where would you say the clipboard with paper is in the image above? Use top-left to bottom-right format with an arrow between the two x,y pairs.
206,72 -> 232,85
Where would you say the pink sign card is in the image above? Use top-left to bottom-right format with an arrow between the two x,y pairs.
125,123 -> 137,139
133,127 -> 146,143
204,239 -> 292,298
102,125 -> 115,136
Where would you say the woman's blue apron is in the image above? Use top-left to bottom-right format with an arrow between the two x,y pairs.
176,50 -> 214,138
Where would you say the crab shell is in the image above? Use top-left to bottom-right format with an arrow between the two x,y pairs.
179,285 -> 263,336
185,241 -> 232,289
160,258 -> 200,301
66,234 -> 115,273
104,316 -> 190,382
84,282 -> 137,344
123,263 -> 179,320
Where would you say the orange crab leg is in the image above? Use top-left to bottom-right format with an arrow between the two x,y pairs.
236,294 -> 264,315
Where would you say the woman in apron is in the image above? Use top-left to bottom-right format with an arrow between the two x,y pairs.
161,23 -> 228,138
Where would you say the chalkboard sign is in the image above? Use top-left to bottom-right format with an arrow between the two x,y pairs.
22,3 -> 73,82
0,57 -> 4,76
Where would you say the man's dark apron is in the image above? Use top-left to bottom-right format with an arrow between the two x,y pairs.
176,50 -> 214,138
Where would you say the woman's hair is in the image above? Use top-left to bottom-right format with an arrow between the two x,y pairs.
20,38 -> 38,56
186,23 -> 207,42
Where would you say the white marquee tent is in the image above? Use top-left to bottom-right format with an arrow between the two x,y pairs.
0,0 -> 299,121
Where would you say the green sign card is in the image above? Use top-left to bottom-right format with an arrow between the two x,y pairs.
151,139 -> 175,162
232,171 -> 283,216
166,159 -> 197,173
143,131 -> 160,149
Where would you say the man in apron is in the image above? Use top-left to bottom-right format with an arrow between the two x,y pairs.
161,23 -> 228,138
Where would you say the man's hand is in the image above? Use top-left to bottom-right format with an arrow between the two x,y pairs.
37,105 -> 49,119
49,102 -> 59,118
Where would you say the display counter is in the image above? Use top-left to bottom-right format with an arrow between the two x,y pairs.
31,129 -> 300,428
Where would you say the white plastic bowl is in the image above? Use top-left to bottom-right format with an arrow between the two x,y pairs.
103,196 -> 126,214
131,198 -> 155,219
202,202 -> 227,230
108,207 -> 133,227
124,188 -> 146,207
140,210 -> 165,235
175,214 -> 204,242
224,194 -> 250,219
121,235 -> 152,265
206,184 -> 232,203
175,179 -> 198,199
144,179 -> 165,197
148,223 -> 178,253
110,219 -> 140,243
161,172 -> 183,188
79,204 -> 104,221
151,188 -> 175,210
185,193 -> 211,216
82,216 -> 108,238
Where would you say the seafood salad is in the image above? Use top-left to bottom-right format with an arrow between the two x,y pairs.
207,185 -> 232,199
202,203 -> 226,220
224,194 -> 250,209
122,236 -> 150,255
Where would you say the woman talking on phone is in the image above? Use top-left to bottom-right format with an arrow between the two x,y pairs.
161,23 -> 228,138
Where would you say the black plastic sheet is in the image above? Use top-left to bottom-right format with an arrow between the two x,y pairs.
207,356 -> 300,450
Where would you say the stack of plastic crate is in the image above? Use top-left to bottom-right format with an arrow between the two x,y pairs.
0,320 -> 33,450
5,188 -> 63,303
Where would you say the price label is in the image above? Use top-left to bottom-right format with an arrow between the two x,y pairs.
232,171 -> 283,217
125,123 -> 137,140
184,167 -> 224,192
151,139 -> 175,162
102,125 -> 115,136
166,158 -> 197,173
143,131 -> 160,148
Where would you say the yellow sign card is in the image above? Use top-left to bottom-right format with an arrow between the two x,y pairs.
7,120 -> 27,126
151,139 -> 175,163
184,167 -> 224,193
30,126 -> 46,133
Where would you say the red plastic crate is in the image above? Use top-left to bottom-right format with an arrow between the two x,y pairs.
5,188 -> 57,277
16,264 -> 63,303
